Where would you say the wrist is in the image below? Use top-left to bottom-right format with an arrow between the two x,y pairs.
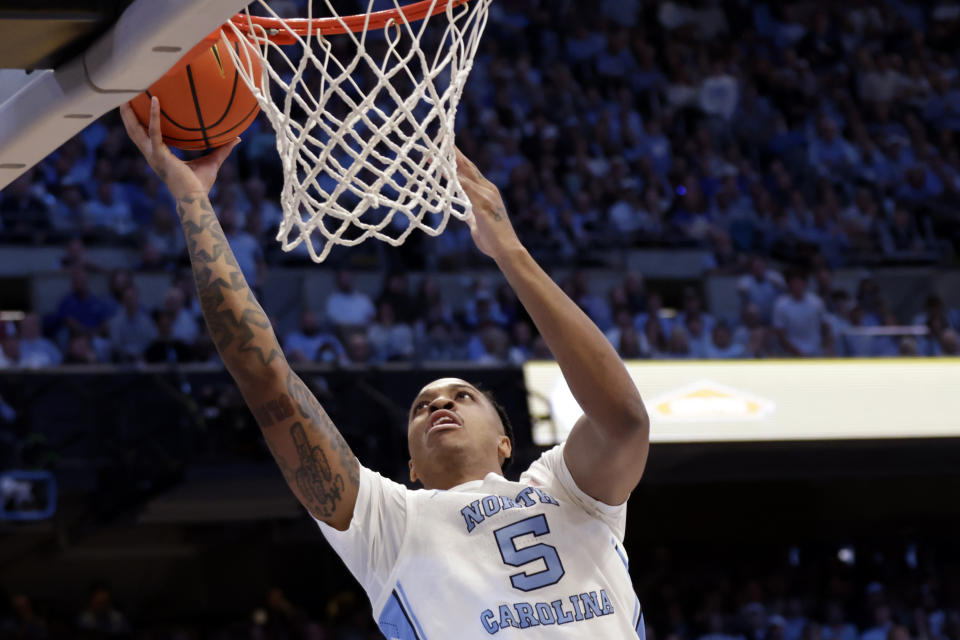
491,241 -> 529,269
171,190 -> 210,205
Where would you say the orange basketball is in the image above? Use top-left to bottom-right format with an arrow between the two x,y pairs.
130,36 -> 262,151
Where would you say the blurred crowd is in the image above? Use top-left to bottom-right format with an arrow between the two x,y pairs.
2,546 -> 958,640
2,0 -> 959,269
0,241 -> 959,370
3,0 -> 960,368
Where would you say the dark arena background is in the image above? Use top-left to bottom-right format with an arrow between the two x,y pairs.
1,0 -> 960,638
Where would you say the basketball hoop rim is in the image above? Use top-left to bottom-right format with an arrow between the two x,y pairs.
225,0 -> 470,44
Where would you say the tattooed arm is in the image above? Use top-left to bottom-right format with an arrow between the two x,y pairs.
120,97 -> 359,530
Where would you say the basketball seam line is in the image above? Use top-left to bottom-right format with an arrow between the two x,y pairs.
185,65 -> 211,150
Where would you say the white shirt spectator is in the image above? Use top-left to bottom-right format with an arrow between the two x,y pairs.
367,322 -> 415,361
82,184 -> 135,235
738,271 -> 786,322
700,73 -> 740,120
170,308 -> 199,345
773,292 -> 826,356
109,308 -> 157,361
326,290 -> 376,328
19,337 -> 62,368
283,330 -> 345,364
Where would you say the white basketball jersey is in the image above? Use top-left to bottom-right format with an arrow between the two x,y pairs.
317,443 -> 645,639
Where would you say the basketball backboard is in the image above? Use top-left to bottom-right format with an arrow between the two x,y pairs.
0,0 -> 252,191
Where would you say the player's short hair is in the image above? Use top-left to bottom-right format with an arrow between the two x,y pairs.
476,386 -> 514,472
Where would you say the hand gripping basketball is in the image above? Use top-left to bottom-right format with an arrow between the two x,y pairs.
455,148 -> 523,261
119,96 -> 239,200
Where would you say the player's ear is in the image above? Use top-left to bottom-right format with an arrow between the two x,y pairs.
497,435 -> 512,464
408,458 -> 419,484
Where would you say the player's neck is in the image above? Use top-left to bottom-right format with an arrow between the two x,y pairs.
420,458 -> 503,491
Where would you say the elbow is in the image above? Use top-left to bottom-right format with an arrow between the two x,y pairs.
604,398 -> 650,442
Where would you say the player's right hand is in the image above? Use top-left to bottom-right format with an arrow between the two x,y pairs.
455,147 -> 523,262
119,96 -> 239,201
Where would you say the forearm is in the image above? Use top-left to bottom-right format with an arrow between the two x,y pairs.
176,193 -> 283,383
494,246 -> 647,438
178,194 -> 359,526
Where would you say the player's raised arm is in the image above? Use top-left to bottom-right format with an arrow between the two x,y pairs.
119,98 -> 359,530
456,149 -> 649,505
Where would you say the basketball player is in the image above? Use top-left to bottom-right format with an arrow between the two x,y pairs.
120,97 -> 650,638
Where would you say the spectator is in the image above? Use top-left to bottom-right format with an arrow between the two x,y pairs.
221,206 -> 265,289
376,273 -> 417,324
82,181 -> 135,236
63,333 -> 99,364
420,321 -> 465,361
325,270 -> 375,329
283,310 -> 345,364
705,322 -> 745,359
55,267 -> 114,338
106,268 -> 134,310
108,285 -> 157,362
343,330 -> 375,365
463,286 -> 508,330
0,334 -> 20,369
77,583 -> 130,636
640,315 -> 667,359
808,116 -> 858,180
738,256 -> 786,322
507,320 -> 534,365
141,203 -> 185,264
471,325 -> 511,364
606,308 -> 638,353
17,313 -> 62,368
617,325 -> 646,359
59,236 -> 100,272
683,313 -> 710,358
162,287 -> 200,345
623,272 -> 647,315
367,301 -> 415,362
0,169 -> 51,236
569,270 -> 613,331
861,605 -> 893,640
1,593 -> 47,639
878,206 -> 934,258
773,270 -> 830,357
822,602 -> 859,640
144,310 -> 196,364
665,326 -> 692,359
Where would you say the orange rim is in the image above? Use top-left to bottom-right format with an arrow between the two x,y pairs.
224,0 -> 470,44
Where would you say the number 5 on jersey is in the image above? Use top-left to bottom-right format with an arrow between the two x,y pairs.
494,514 -> 565,591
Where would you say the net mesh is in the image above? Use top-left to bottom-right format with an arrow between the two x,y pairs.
220,0 -> 491,262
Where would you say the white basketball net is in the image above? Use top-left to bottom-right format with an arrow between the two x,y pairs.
220,0 -> 491,262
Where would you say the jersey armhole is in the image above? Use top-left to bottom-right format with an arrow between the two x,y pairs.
367,487 -> 419,618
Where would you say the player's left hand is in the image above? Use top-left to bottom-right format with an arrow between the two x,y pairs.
119,96 -> 239,201
455,147 -> 523,261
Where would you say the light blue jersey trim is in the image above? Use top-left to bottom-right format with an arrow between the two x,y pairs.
396,583 -> 429,640
612,536 -> 629,570
636,610 -> 646,638
377,586 -> 427,640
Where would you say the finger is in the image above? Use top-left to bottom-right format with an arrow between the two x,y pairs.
118,102 -> 150,151
454,146 -> 482,179
464,207 -> 479,234
148,96 -> 165,153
